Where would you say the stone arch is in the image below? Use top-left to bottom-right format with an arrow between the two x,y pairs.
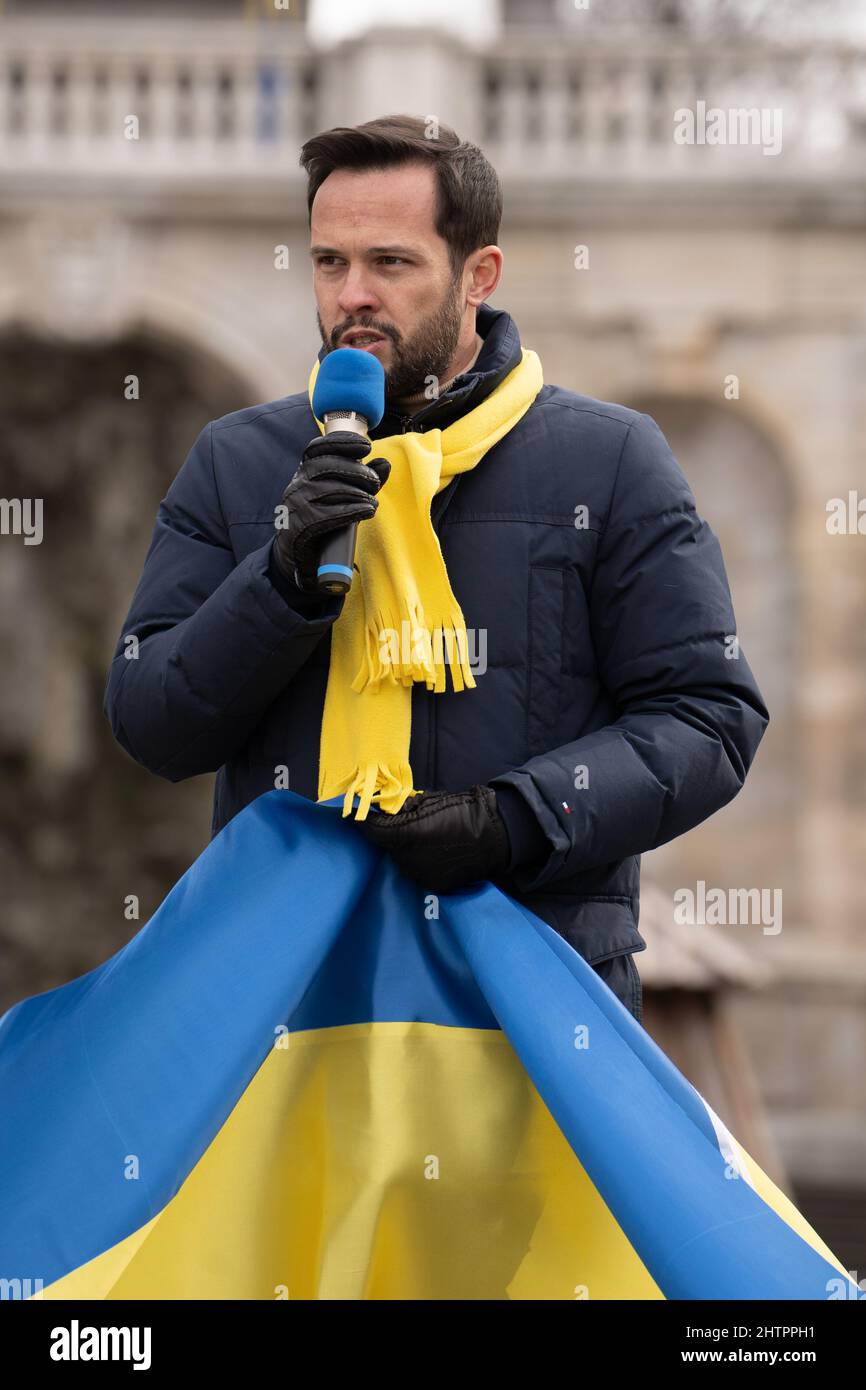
0,209 -> 294,410
129,296 -> 291,408
0,326 -> 254,1011
612,390 -> 799,908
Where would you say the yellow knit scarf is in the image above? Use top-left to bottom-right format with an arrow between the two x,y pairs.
306,345 -> 544,820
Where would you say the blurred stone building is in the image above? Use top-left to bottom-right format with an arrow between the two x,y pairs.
1,0 -> 864,1272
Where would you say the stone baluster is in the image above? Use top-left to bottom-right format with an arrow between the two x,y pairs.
234,56 -> 258,164
109,55 -> 138,168
499,59 -> 528,167
66,53 -> 94,166
149,54 -> 178,161
538,55 -> 569,173
190,57 -> 216,166
24,53 -> 52,166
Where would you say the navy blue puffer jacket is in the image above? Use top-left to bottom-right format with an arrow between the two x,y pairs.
104,302 -> 769,1021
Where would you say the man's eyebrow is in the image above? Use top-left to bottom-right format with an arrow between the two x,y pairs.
309,244 -> 422,258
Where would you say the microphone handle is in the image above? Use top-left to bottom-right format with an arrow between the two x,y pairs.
315,410 -> 370,596
316,522 -> 358,595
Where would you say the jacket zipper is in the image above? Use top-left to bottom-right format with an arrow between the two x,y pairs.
382,407 -> 432,434
399,413 -> 424,433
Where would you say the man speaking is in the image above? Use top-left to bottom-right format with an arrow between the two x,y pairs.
104,114 -> 769,1022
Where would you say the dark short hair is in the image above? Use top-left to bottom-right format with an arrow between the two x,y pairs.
299,114 -> 502,282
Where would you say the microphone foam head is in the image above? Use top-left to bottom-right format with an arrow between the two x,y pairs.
312,347 -> 386,428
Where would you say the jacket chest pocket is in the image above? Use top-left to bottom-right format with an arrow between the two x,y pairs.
527,564 -> 566,759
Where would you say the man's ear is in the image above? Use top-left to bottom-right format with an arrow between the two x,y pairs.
466,245 -> 503,306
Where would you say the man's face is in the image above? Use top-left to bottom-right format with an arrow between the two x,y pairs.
310,162 -> 466,401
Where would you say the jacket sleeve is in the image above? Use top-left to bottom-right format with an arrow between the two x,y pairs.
488,410 -> 770,893
103,421 -> 343,782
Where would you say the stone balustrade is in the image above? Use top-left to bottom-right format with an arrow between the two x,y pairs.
1,17 -> 864,181
0,18 -> 316,175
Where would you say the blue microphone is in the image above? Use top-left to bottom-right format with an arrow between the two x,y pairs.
311,348 -> 386,595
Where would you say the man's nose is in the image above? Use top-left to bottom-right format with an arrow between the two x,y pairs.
336,267 -> 381,318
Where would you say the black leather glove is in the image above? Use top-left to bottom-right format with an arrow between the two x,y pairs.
273,431 -> 391,593
353,785 -> 511,893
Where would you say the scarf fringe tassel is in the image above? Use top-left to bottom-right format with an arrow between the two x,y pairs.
342,758 -> 417,821
351,605 -> 477,695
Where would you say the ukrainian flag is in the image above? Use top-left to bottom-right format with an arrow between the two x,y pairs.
0,790 -> 857,1300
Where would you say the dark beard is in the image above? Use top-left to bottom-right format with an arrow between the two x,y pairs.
317,278 -> 464,403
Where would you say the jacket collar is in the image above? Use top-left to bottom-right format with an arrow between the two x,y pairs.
315,301 -> 523,438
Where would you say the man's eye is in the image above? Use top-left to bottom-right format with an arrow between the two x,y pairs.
315,256 -> 405,267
